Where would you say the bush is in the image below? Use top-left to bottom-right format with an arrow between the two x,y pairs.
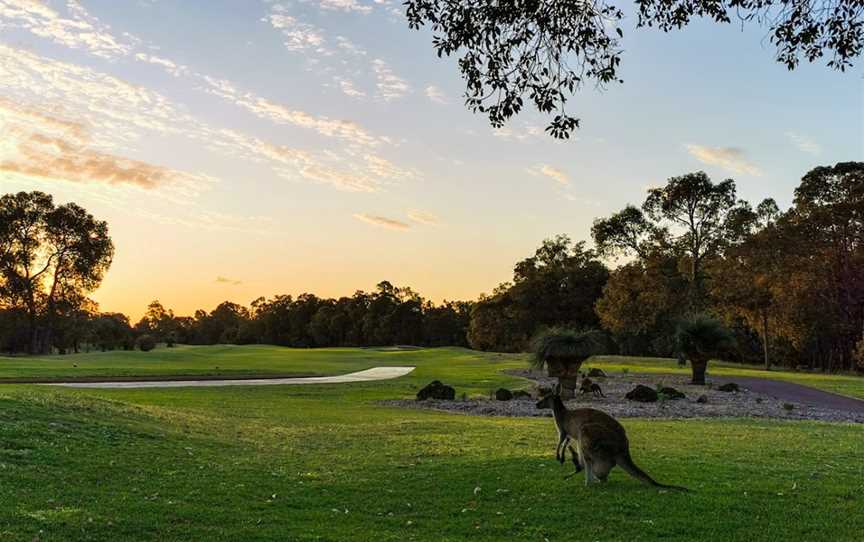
136,334 -> 157,352
675,314 -> 736,385
529,327 -> 605,371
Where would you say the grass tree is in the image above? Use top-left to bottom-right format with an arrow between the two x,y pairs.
675,315 -> 736,385
530,327 -> 605,396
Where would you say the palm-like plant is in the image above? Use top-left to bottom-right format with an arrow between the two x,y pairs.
530,327 -> 605,383
675,315 -> 736,385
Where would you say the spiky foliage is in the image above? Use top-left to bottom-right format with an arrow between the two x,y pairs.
529,327 -> 605,370
675,315 -> 736,361
675,314 -> 736,385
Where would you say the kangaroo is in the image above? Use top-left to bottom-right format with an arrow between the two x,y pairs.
536,394 -> 687,491
579,376 -> 605,398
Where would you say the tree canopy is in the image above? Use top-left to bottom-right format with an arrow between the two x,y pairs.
0,191 -> 113,354
407,0 -> 863,138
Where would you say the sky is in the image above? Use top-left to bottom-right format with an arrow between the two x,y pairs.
0,0 -> 861,320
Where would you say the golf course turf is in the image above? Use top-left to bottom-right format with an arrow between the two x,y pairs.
1,346 -> 862,541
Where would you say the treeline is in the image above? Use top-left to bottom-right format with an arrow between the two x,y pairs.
2,162 -> 862,372
130,283 -> 471,349
470,162 -> 864,372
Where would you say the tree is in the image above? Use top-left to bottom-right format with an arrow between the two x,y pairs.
708,200 -> 783,370
675,314 -> 737,385
595,254 -> 688,356
467,236 -> 609,352
0,192 -> 113,354
594,172 -> 749,308
407,1 -> 863,138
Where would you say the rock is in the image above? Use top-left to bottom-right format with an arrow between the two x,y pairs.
658,387 -> 686,400
696,394 -> 708,404
625,385 -> 658,403
495,388 -> 514,401
416,380 -> 456,401
717,382 -> 740,393
512,390 -> 532,399
586,368 -> 607,378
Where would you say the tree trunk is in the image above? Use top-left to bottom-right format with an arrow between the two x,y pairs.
691,358 -> 708,385
762,310 -> 770,371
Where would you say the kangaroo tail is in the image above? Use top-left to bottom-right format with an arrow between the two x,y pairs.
617,453 -> 688,492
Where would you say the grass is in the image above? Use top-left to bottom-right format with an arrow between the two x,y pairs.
4,345 -> 864,400
0,346 -> 863,541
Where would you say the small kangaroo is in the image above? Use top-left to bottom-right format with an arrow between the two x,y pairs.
536,394 -> 687,491
579,376 -> 605,398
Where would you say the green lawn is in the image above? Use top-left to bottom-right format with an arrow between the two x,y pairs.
1,346 -> 863,541
4,344 -> 864,400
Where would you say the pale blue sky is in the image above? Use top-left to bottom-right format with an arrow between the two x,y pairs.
0,0 -> 860,318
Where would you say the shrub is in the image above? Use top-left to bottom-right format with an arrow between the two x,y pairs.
675,314 -> 736,385
136,334 -> 157,352
529,327 -> 605,372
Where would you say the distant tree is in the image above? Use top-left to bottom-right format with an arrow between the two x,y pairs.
595,254 -> 688,356
468,236 -> 609,352
675,314 -> 736,385
407,1 -> 863,138
0,191 -> 113,354
135,300 -> 178,342
91,313 -> 133,352
136,334 -> 156,352
594,172 -> 753,308
423,300 -> 471,346
709,200 -> 783,370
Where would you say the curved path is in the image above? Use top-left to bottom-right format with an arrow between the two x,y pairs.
716,376 -> 864,413
44,366 -> 416,389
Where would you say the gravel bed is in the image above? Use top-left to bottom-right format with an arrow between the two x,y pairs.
381,370 -> 864,424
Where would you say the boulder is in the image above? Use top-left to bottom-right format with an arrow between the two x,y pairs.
416,380 -> 456,401
658,386 -> 686,400
586,368 -> 607,378
696,394 -> 708,404
717,382 -> 740,393
625,385 -> 658,403
512,390 -> 532,400
495,388 -> 514,401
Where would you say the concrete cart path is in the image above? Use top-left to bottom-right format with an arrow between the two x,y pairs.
44,366 -> 416,389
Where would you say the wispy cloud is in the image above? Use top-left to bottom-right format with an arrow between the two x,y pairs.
407,210 -> 440,225
353,213 -> 411,231
372,59 -> 410,101
685,144 -> 763,176
0,0 -> 134,59
202,76 -> 381,146
527,164 -> 570,185
314,0 -> 373,14
0,98 -> 213,201
135,52 -> 188,77
263,11 -> 328,54
785,131 -> 822,155
493,124 -> 545,142
334,76 -> 366,98
216,276 -> 243,286
425,85 -> 448,104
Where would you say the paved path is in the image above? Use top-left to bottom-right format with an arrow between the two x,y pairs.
716,375 -> 864,413
44,366 -> 416,389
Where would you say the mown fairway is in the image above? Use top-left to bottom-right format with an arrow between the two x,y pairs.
1,347 -> 863,541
